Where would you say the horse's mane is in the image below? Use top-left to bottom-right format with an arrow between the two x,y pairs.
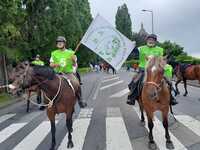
33,65 -> 55,80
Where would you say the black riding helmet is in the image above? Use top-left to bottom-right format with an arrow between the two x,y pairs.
146,34 -> 157,41
56,36 -> 66,43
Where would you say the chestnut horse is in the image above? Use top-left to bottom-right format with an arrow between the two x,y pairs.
138,56 -> 174,150
9,62 -> 81,150
174,64 -> 200,96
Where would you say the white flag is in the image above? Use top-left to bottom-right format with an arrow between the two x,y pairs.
81,14 -> 136,70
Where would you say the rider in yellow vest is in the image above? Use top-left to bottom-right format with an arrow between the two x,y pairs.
32,55 -> 44,66
50,36 -> 86,108
31,54 -> 45,110
127,34 -> 178,106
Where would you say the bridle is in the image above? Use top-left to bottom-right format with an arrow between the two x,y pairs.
144,79 -> 164,92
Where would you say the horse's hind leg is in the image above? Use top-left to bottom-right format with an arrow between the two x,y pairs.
147,114 -> 157,150
162,111 -> 174,149
66,113 -> 74,148
175,79 -> 181,96
183,79 -> 188,96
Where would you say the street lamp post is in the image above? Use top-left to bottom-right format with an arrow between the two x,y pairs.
142,9 -> 154,34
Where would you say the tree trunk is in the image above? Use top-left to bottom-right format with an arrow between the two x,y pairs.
0,54 -> 7,92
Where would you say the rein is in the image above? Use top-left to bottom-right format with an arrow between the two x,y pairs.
23,64 -> 62,108
42,76 -> 62,108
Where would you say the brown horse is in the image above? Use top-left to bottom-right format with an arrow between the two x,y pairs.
138,56 -> 174,150
175,64 -> 200,96
9,62 -> 81,150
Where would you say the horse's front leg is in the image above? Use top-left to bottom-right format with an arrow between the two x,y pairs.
175,79 -> 181,95
162,111 -> 174,149
48,110 -> 56,150
50,120 -> 56,150
26,90 -> 31,113
138,99 -> 145,125
66,113 -> 74,148
147,115 -> 157,150
183,79 -> 188,96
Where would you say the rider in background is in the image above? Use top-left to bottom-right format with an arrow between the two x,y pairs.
32,54 -> 44,66
31,54 -> 45,110
50,36 -> 86,108
127,34 -> 178,106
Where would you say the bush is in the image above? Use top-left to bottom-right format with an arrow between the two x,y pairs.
78,67 -> 91,74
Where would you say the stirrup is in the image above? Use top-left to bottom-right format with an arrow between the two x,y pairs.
78,101 -> 87,108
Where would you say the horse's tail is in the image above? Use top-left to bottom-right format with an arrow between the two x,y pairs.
170,104 -> 177,121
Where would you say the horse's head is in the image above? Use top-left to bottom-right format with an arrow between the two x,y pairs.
144,56 -> 166,100
9,61 -> 34,91
9,62 -> 56,92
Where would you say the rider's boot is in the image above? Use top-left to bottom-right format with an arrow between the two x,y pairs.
127,91 -> 136,105
78,99 -> 87,108
170,92 -> 178,105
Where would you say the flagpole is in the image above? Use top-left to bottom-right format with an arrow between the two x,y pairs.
74,42 -> 82,53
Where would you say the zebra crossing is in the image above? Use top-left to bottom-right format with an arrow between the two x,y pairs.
1,107 -> 200,149
0,75 -> 200,150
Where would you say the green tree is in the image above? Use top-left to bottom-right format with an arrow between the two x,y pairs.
115,4 -> 132,40
159,40 -> 185,57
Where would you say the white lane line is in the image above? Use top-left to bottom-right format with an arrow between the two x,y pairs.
58,108 -> 93,150
0,123 -> 27,143
0,114 -> 16,124
102,77 -> 120,83
134,107 -> 187,150
92,81 -> 102,100
100,80 -> 124,90
175,115 -> 200,137
13,121 -> 58,150
110,88 -> 129,98
106,107 -> 133,150
103,75 -> 117,79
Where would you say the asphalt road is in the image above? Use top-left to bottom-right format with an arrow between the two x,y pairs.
0,70 -> 200,150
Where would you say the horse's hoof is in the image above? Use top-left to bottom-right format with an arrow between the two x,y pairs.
183,94 -> 187,97
166,141 -> 174,149
67,141 -> 74,148
148,142 -> 157,150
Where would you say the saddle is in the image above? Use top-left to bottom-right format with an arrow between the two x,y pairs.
177,64 -> 192,77
60,73 -> 80,95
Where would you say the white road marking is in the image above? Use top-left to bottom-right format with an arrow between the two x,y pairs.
58,108 -> 93,150
106,107 -> 133,150
0,123 -> 27,143
0,114 -> 16,124
134,107 -> 187,150
103,75 -> 117,79
102,77 -> 120,83
100,80 -> 124,90
92,81 -> 102,100
110,88 -> 129,98
175,115 -> 200,137
0,111 -> 42,144
13,121 -> 58,150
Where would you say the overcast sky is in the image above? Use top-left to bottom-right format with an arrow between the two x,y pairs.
88,0 -> 200,57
